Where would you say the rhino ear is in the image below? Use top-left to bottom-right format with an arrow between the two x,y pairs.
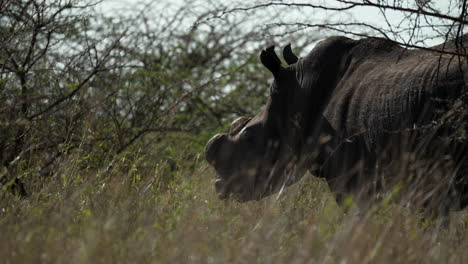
260,45 -> 282,78
283,44 -> 298,65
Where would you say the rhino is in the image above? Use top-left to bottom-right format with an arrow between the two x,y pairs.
205,36 -> 468,212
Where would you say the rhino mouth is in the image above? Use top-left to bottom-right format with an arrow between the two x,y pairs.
214,172 -> 260,202
213,152 -> 290,202
213,163 -> 274,201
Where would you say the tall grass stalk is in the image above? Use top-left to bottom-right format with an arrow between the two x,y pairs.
1,153 -> 466,263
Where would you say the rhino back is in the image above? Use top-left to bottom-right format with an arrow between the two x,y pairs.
323,39 -> 468,150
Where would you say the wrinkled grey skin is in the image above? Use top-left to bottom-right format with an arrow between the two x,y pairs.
205,36 -> 468,210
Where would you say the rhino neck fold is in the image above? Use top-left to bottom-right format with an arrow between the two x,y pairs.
284,85 -> 337,160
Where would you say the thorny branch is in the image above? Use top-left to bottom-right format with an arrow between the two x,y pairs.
205,1 -> 468,56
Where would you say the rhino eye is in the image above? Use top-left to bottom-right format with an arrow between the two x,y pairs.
241,129 -> 255,143
242,125 -> 262,143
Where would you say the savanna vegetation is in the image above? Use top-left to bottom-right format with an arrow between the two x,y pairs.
0,0 -> 467,263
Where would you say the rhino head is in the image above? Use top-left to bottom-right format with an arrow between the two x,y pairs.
205,44 -> 333,201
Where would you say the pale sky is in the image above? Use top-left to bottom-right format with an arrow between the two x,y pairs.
97,0 -> 460,47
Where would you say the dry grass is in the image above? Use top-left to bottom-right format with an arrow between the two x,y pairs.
1,154 -> 467,264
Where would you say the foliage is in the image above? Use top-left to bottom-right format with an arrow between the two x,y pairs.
0,0 -> 279,192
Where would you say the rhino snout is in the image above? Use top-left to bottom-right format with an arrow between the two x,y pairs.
205,133 -> 228,166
